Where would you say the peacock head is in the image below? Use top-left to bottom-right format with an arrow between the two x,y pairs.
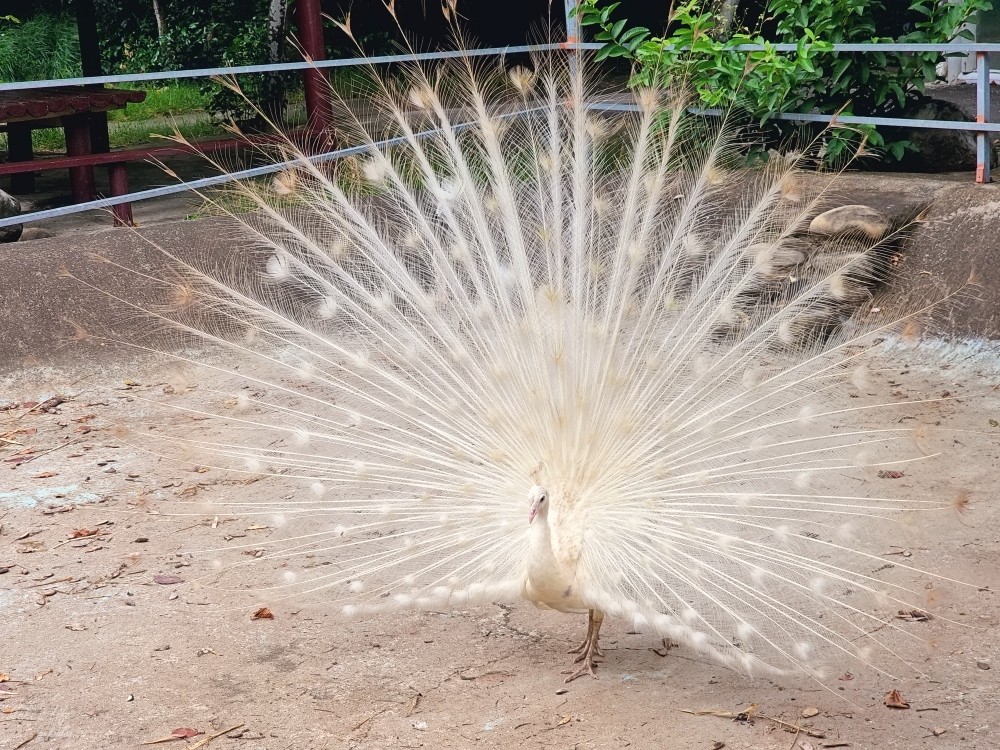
527,485 -> 548,525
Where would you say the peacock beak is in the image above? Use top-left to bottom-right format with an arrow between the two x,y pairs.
528,506 -> 537,524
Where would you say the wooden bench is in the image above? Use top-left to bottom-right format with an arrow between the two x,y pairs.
0,87 -> 323,225
0,86 -> 146,219
0,135 -> 260,225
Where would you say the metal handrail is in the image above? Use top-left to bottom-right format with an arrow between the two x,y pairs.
0,32 -> 996,228
2,41 -> 1000,93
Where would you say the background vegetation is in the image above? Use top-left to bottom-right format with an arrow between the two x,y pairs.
579,0 -> 992,164
0,1 -> 993,164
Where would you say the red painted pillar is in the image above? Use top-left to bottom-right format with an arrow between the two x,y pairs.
295,0 -> 334,145
64,113 -> 96,202
108,163 -> 134,226
7,124 -> 35,194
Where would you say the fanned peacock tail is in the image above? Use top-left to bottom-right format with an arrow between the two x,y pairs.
75,48 -> 974,682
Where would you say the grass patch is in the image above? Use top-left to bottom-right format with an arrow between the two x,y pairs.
0,119 -> 227,154
107,119 -> 227,148
0,14 -> 81,82
108,83 -> 211,122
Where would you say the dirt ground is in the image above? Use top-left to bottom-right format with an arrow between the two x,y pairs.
1,336 -> 998,750
3,171 -> 1000,748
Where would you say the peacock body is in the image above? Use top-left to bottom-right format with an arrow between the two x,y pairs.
96,50 -> 972,684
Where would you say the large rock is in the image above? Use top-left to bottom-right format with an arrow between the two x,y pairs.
897,96 -> 992,173
0,189 -> 22,243
808,205 -> 892,240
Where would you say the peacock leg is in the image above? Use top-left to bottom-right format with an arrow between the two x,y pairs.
569,608 -> 605,660
567,609 -> 595,655
562,609 -> 605,682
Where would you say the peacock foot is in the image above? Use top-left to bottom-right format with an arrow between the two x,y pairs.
562,608 -> 605,682
568,632 -> 605,658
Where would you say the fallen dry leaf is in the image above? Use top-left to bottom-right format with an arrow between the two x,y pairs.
251,607 -> 274,620
404,692 -> 422,717
877,470 -> 905,479
172,728 -> 201,738
33,471 -> 58,479
70,528 -> 99,538
153,574 -> 185,585
884,689 -> 910,709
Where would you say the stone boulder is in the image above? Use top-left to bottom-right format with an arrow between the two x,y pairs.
808,205 -> 892,241
896,96 -> 993,173
0,189 -> 22,243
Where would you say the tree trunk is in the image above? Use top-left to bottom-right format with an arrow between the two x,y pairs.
267,0 -> 288,65
151,0 -> 170,64
263,0 -> 290,122
715,0 -> 740,38
152,0 -> 167,39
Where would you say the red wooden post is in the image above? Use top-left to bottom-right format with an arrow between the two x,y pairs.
63,113 -> 96,201
108,163 -> 134,226
7,123 -> 35,194
76,0 -> 112,160
295,0 -> 334,145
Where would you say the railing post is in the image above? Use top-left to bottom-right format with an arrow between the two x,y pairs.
976,50 -> 992,184
296,0 -> 334,145
565,0 -> 580,76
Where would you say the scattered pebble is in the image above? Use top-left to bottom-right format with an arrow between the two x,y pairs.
977,661 -> 991,670
801,707 -> 820,718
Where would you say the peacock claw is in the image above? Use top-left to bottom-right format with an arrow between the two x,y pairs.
562,608 -> 605,681
567,641 -> 604,658
562,659 -> 599,682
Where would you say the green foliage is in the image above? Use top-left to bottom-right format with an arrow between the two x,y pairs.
579,0 -> 992,164
0,13 -> 82,82
204,18 -> 296,128
107,83 -> 211,122
93,1 -> 295,127
0,117 -> 224,154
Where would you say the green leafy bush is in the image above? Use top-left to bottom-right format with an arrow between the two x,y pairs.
579,0 -> 991,163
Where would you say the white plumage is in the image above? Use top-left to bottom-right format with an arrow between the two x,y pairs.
92,50 -> 970,683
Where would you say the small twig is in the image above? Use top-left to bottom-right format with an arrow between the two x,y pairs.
458,670 -> 512,681
14,438 -> 82,466
187,723 -> 244,750
24,576 -> 76,589
679,708 -> 824,739
52,533 -> 107,550
350,707 -> 390,733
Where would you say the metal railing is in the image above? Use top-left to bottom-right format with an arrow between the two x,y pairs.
0,12 -> 997,229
